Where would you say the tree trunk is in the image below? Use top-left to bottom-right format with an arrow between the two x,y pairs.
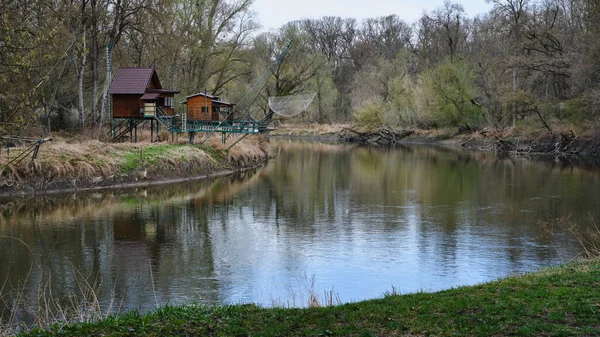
316,77 -> 324,123
100,45 -> 112,133
91,0 -> 98,126
78,28 -> 87,128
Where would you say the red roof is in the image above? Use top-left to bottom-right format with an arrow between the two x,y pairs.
108,68 -> 161,94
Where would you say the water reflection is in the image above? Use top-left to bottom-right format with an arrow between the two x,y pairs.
2,140 -> 600,327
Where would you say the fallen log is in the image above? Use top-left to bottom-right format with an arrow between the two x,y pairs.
339,128 -> 414,144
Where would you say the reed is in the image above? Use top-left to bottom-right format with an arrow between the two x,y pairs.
0,265 -> 123,336
268,274 -> 342,309
272,123 -> 351,136
539,215 -> 600,259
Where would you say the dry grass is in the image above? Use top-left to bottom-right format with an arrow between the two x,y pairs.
269,274 -> 342,309
223,135 -> 270,167
272,123 -> 351,136
0,133 -> 269,193
1,264 -> 123,336
539,216 -> 600,259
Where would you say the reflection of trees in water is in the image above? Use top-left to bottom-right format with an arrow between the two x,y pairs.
264,142 -> 600,269
0,174 -> 264,324
260,143 -> 351,233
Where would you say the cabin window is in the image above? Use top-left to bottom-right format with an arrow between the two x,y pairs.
163,97 -> 174,108
201,106 -> 208,113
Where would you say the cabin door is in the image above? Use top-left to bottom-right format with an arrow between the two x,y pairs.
143,102 -> 156,118
211,106 -> 219,121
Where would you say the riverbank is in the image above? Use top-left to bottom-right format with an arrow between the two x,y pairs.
0,135 -> 270,196
17,258 -> 600,336
271,123 -> 600,158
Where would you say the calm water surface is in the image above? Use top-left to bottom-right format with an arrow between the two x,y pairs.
2,139 -> 600,325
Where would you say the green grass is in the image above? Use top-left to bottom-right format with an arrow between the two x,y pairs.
197,144 -> 224,162
18,259 -> 600,337
118,144 -> 226,174
120,145 -> 180,173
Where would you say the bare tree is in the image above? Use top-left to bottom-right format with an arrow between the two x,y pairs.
489,0 -> 530,126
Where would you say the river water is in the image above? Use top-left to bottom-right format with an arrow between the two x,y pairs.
1,139 -> 600,327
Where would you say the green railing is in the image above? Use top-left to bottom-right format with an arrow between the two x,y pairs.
169,119 -> 261,134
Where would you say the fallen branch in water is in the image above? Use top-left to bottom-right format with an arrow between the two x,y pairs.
339,128 -> 414,144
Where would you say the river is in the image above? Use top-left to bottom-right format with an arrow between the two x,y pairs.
1,139 -> 600,328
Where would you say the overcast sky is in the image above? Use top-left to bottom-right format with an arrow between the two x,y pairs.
252,0 -> 493,31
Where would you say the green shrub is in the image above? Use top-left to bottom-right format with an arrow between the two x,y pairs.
417,59 -> 484,129
353,100 -> 385,131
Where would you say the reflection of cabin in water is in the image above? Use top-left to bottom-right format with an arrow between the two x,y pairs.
182,92 -> 234,122
108,68 -> 180,142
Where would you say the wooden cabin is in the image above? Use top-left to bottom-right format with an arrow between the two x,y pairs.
182,92 -> 234,122
108,68 -> 179,119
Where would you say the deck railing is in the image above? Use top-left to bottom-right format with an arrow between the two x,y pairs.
170,119 -> 261,134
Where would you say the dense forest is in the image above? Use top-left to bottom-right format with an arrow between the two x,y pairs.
1,0 -> 599,135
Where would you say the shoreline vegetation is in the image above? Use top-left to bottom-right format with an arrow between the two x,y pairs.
0,134 -> 270,197
271,123 -> 600,158
2,122 -> 600,196
11,258 -> 600,337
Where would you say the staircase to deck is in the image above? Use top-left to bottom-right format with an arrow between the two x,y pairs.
154,106 -> 173,130
109,118 -> 145,143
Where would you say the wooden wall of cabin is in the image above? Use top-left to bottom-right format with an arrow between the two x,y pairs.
158,95 -> 176,116
186,96 -> 216,121
112,94 -> 142,118
148,76 -> 159,90
162,106 -> 175,116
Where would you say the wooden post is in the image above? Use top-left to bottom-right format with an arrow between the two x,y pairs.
151,119 -> 154,143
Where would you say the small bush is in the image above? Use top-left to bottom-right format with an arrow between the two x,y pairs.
578,89 -> 600,126
353,100 -> 385,131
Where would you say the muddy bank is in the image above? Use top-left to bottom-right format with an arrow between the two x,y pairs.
0,135 -> 270,196
457,134 -> 600,158
268,123 -> 600,165
278,124 -> 600,159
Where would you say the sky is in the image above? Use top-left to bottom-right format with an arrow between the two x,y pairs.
252,0 -> 493,31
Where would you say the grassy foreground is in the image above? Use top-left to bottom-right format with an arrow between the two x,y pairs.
20,259 -> 600,337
